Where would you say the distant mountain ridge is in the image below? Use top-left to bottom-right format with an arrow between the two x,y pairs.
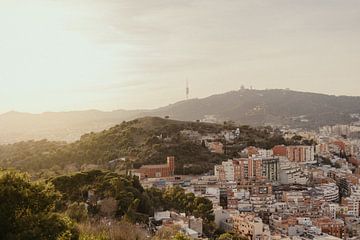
1,89 -> 360,143
149,89 -> 360,127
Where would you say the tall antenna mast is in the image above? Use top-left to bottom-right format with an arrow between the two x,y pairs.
186,80 -> 189,100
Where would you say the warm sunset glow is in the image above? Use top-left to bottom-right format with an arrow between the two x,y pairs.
1,0 -> 359,113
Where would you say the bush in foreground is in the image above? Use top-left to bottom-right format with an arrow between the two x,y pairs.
0,170 -> 78,240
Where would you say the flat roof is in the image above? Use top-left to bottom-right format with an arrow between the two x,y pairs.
140,164 -> 169,169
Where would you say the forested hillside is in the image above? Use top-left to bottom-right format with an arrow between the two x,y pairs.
0,117 -> 286,175
50,170 -> 214,224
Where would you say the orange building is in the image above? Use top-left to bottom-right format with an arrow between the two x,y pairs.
244,146 -> 259,157
215,158 -> 279,182
135,156 -> 175,178
286,146 -> 315,163
208,142 -> 224,154
273,145 -> 315,163
272,145 -> 287,156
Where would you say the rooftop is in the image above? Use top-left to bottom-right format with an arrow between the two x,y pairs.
140,164 -> 169,169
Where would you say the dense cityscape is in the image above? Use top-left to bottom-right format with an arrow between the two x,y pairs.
127,122 -> 360,240
3,116 -> 360,239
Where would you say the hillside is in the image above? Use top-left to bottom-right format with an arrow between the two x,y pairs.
1,89 -> 360,143
149,89 -> 360,127
0,117 -> 286,175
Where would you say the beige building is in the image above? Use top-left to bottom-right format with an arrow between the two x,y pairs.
286,145 -> 315,164
207,141 -> 224,154
232,213 -> 270,240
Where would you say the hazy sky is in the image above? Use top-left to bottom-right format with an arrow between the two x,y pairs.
0,0 -> 359,113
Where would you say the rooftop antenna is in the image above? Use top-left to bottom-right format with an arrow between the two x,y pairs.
186,80 -> 189,100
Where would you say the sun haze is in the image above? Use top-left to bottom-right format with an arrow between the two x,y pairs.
1,0 -> 359,113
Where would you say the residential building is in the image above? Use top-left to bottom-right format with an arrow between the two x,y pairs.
232,213 -> 271,240
313,217 -> 344,238
215,157 -> 279,183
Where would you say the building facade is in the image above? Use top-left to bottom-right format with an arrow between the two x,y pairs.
215,157 -> 279,183
134,156 -> 175,178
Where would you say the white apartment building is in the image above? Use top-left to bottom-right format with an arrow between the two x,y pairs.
257,149 -> 274,158
315,183 -> 339,203
279,160 -> 308,185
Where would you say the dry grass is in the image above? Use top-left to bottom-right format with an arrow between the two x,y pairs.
78,220 -> 150,240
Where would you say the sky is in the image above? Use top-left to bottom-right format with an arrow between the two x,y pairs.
0,0 -> 359,113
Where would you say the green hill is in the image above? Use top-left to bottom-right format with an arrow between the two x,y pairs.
0,117 -> 286,175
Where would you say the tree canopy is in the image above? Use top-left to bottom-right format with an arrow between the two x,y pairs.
0,170 -> 78,240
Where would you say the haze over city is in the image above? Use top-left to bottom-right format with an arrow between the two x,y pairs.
0,0 -> 359,113
3,1 -> 360,240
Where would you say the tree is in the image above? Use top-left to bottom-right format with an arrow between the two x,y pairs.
66,202 -> 88,222
218,233 -> 247,240
152,225 -> 181,240
193,197 -> 214,222
172,232 -> 191,240
0,170 -> 78,240
218,233 -> 233,240
99,197 -> 118,217
148,186 -> 215,237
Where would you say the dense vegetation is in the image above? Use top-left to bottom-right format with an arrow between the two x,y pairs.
0,117 -> 287,175
0,167 -> 270,239
50,170 -> 214,226
1,169 -> 216,239
51,170 -> 152,222
0,170 -> 78,240
0,140 -> 66,170
51,170 -> 215,237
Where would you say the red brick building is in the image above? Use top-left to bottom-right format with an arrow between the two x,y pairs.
272,145 -> 287,156
135,156 -> 175,178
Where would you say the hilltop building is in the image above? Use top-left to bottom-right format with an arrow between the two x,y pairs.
133,156 -> 175,179
207,141 -> 224,154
